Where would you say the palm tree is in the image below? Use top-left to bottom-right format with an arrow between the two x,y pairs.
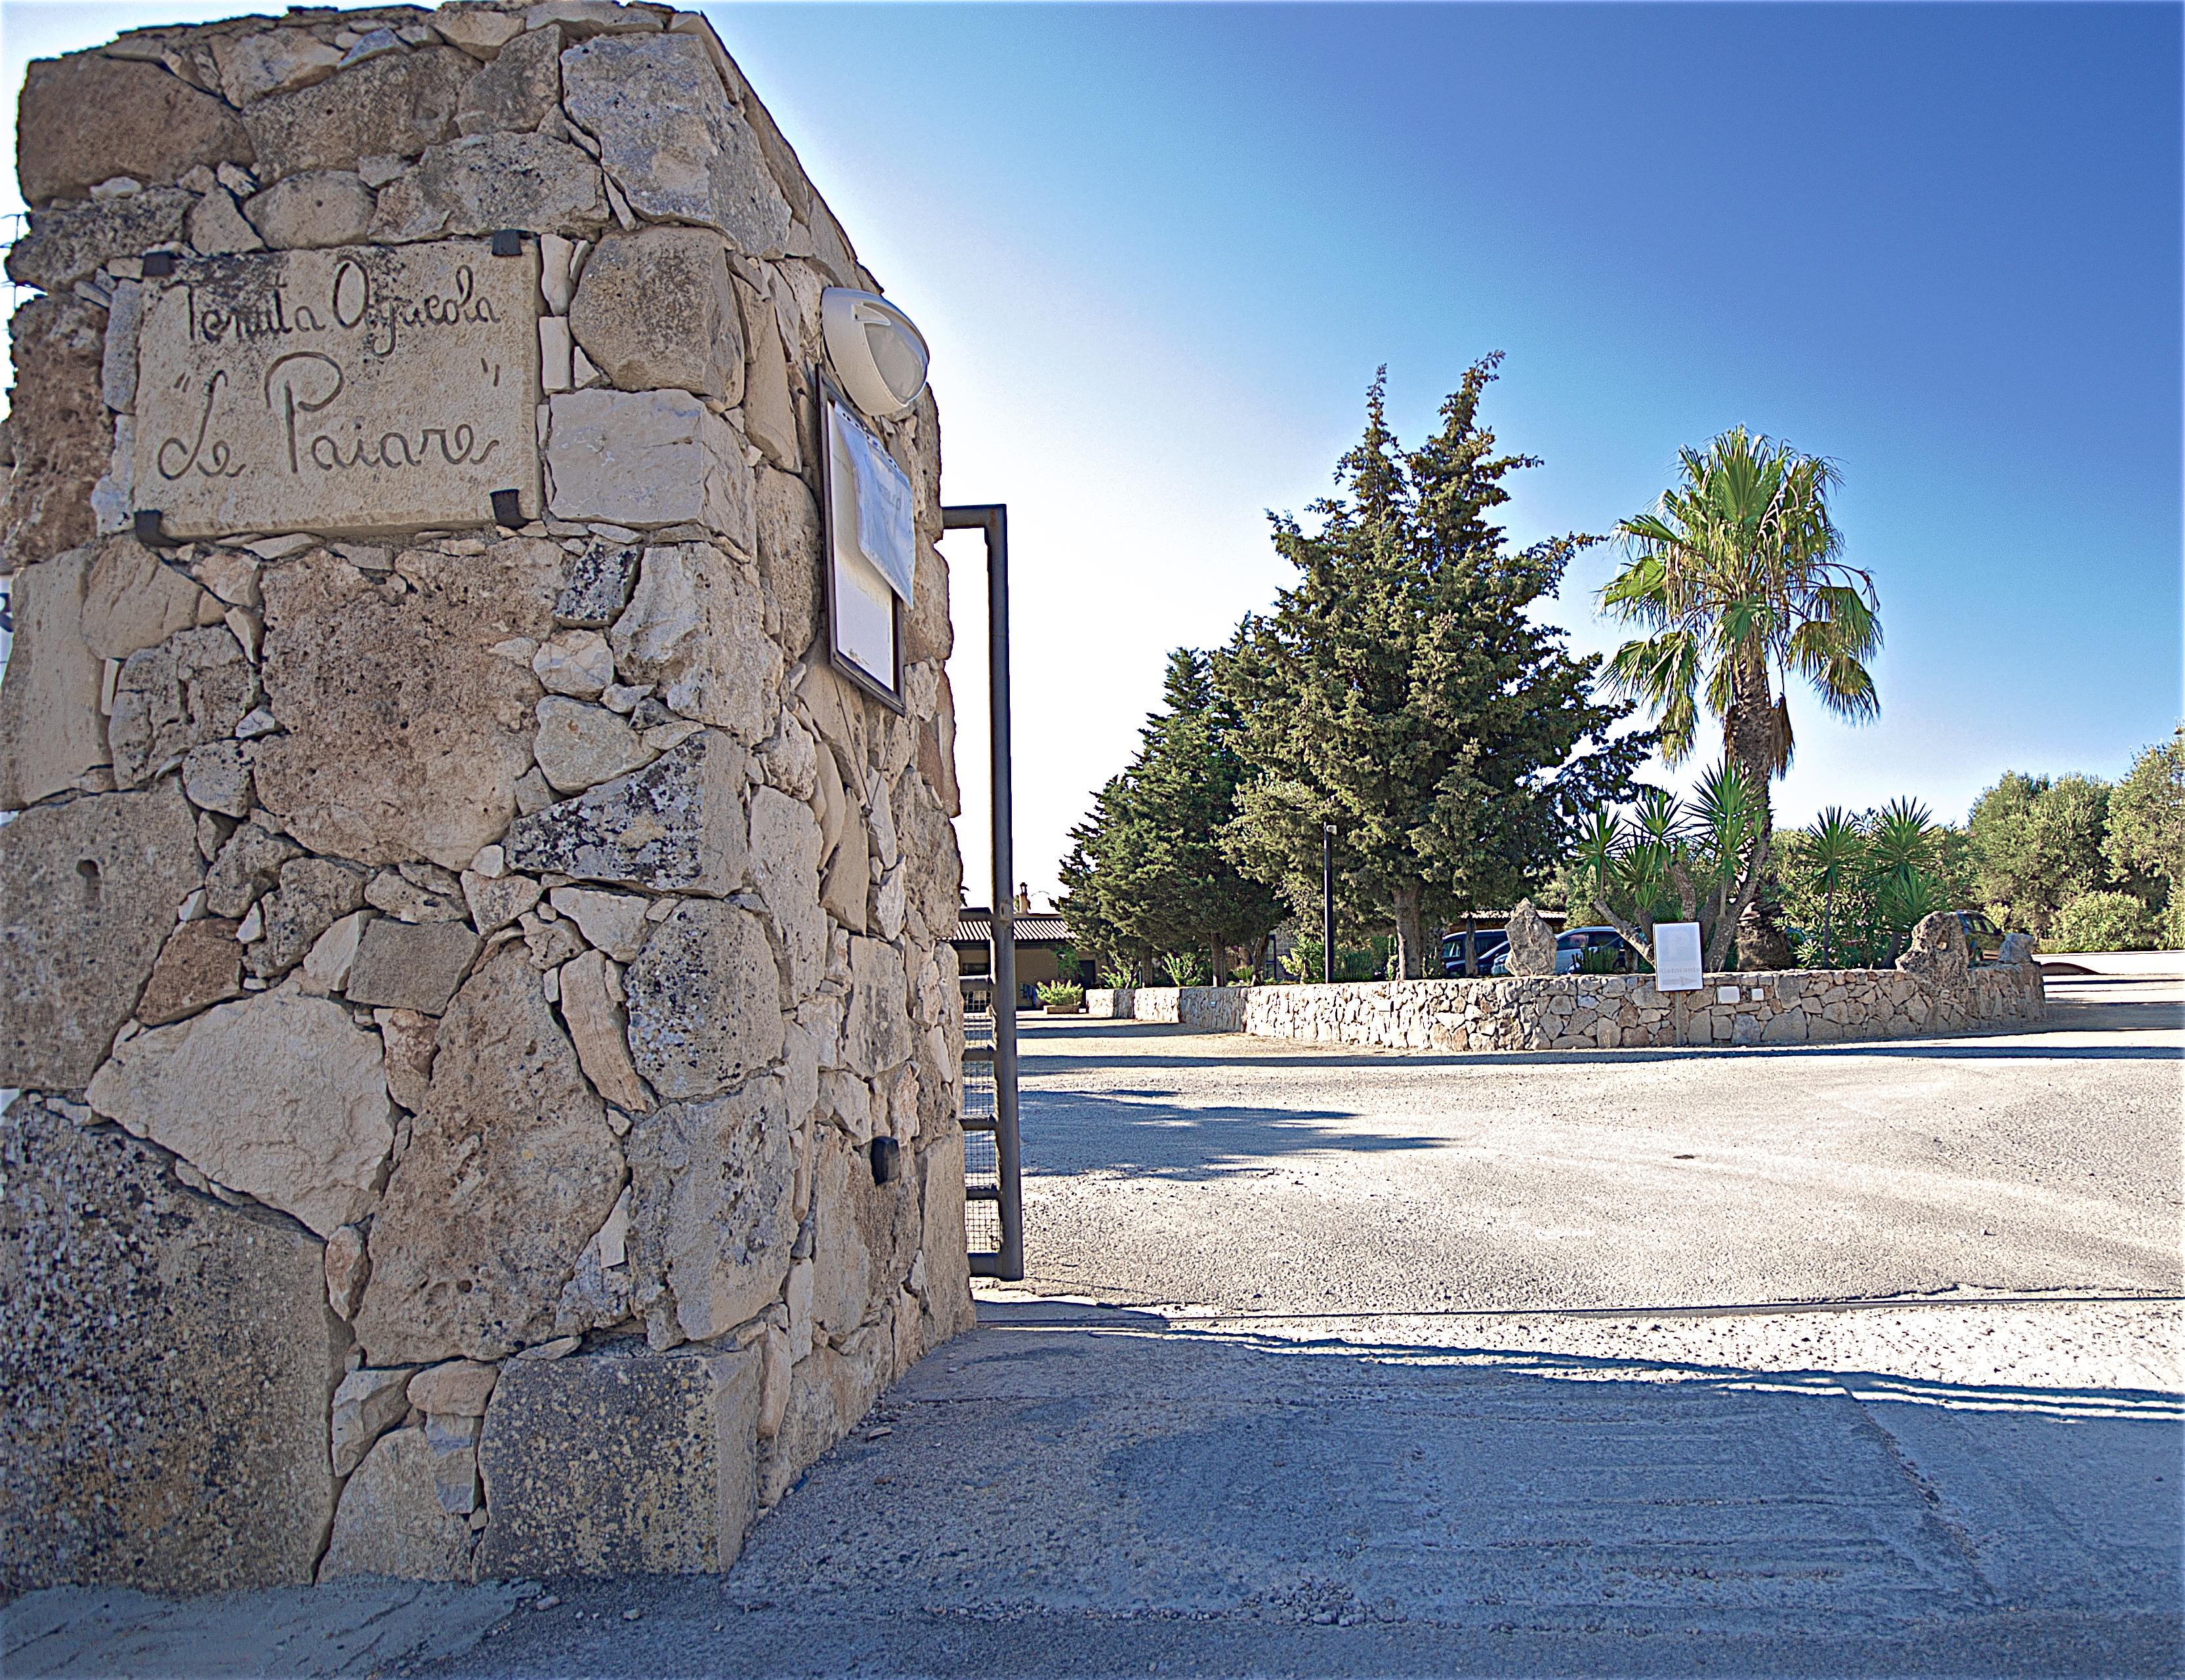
1807,806 -> 1866,966
1600,428 -> 1883,838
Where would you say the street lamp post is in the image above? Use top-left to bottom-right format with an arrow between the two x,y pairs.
1321,822 -> 1335,986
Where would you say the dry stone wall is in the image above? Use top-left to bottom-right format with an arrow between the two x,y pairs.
1092,960 -> 2045,1052
1,0 -> 971,1596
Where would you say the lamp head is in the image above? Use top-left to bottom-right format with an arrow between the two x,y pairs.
821,287 -> 930,420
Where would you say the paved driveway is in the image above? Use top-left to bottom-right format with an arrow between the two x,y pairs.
10,975 -> 2180,1677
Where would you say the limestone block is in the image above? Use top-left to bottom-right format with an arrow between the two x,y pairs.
88,983 -> 394,1237
0,1099 -> 348,1596
242,169 -> 377,248
532,628 -> 614,697
749,785 -> 825,1001
409,1359 -> 499,1417
918,669 -> 961,816
203,819 -> 301,918
754,467 -> 822,658
369,131 -> 607,242
554,539 -> 642,626
820,800 -> 869,932
375,1006 -> 439,1112
760,711 -> 819,802
255,543 -> 558,871
759,1320 -> 889,1509
905,541 -> 952,666
739,281 -> 799,471
427,1412 -> 482,1514
136,916 -> 245,1025
812,732 -> 848,862
4,189 -> 192,293
476,1342 -> 760,1578
15,55 -> 252,206
457,22 -> 562,135
181,739 -> 253,817
505,729 -> 749,893
332,1365 -> 415,1476
248,855 -> 369,980
433,6 -> 526,58
240,46 -> 471,180
559,947 -> 651,1111
534,695 -> 655,792
808,1126 -> 915,1340
300,908 -> 370,995
568,227 -> 743,402
329,1223 -> 378,1315
844,934 -> 913,1078
1503,899 -> 1557,976
547,391 -> 754,545
547,886 -> 649,960
5,295 -> 108,565
561,34 -> 792,256
355,950 -> 621,1364
918,1126 -> 976,1350
346,918 -> 480,1014
625,901 -> 784,1101
131,243 -> 543,539
0,548 -> 108,809
535,0 -> 669,35
1898,911 -> 1970,985
211,29 -> 346,106
628,1075 -> 795,1342
0,783 -> 201,1089
608,543 -> 778,741
186,188 -> 266,256
108,626 -> 257,789
462,870 -> 542,936
318,1425 -> 477,1583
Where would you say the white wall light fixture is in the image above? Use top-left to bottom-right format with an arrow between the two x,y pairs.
820,288 -> 930,419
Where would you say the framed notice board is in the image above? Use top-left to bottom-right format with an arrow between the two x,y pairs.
816,373 -> 915,712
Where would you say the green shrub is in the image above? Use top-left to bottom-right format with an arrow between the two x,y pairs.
1159,951 -> 1209,987
1280,939 -> 1321,983
1097,958 -> 1136,989
1230,963 -> 1257,986
1036,981 -> 1085,1010
2045,891 -> 2159,953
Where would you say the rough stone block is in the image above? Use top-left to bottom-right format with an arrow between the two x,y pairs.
749,785 -> 825,1001
255,543 -> 558,871
15,55 -> 251,205
248,855 -> 368,981
319,1425 -> 477,1583
547,886 -> 650,960
740,282 -> 799,471
628,1075 -> 795,1343
456,23 -> 562,136
4,295 -> 108,567
131,243 -> 542,539
87,983 -> 395,1237
240,46 -> 470,181
534,695 -> 654,792
561,33 -> 792,256
755,467 -> 822,659
136,916 -> 245,1025
476,1342 -> 761,1578
0,548 -> 109,810
547,391 -> 755,544
554,539 -> 641,626
331,1365 -> 415,1477
844,934 -> 913,1078
625,900 -> 784,1100
369,131 -> 606,242
355,950 -> 621,1364
759,1320 -> 889,1509
0,1099 -> 348,1596
211,28 -> 346,107
0,783 -> 202,1090
609,543 -> 778,741
80,537 -> 220,661
346,917 -> 480,1014
242,169 -> 377,248
180,739 -> 253,817
108,626 -> 257,789
569,226 -> 743,401
559,947 -> 651,1111
808,1125 -> 915,1340
4,190 -> 192,293
917,1126 -> 976,1352
505,729 -> 750,895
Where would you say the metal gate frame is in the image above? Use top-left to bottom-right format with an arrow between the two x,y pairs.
942,504 -> 1022,1281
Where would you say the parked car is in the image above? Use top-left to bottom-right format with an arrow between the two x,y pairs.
1441,929 -> 1509,976
1952,909 -> 2009,963
1491,926 -> 1644,975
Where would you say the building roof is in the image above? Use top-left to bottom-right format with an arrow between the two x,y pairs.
950,909 -> 1072,944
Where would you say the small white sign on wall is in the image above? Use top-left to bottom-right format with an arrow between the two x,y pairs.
818,375 -> 914,710
1653,922 -> 1703,992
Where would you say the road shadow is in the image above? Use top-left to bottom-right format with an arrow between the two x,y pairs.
1018,1089 -> 1441,1178
1024,1038 -> 2184,1074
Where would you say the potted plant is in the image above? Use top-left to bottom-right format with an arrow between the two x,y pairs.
1037,981 -> 1085,1014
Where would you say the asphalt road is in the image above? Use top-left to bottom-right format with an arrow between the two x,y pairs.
1005,974 -> 2183,1317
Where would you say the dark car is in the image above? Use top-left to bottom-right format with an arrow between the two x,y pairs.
1952,909 -> 2008,963
1442,929 -> 1509,976
1492,926 -> 1644,975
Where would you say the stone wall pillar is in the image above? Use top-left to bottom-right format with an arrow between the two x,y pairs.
1,0 -> 970,1594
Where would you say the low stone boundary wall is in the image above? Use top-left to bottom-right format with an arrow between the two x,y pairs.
1089,964 -> 2044,1053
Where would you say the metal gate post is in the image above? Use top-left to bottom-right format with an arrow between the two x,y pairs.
943,504 -> 1022,1281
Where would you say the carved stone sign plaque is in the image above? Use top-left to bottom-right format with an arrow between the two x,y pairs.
133,239 -> 541,538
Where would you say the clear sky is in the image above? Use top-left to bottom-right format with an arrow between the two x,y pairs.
6,3 -> 2180,912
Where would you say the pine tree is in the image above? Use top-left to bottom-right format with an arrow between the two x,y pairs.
1058,649 -> 1286,980
1218,358 -> 1650,977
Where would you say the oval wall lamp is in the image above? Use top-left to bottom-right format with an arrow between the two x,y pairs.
820,287 -> 930,419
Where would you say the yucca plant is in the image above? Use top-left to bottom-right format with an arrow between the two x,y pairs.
1808,806 -> 1867,966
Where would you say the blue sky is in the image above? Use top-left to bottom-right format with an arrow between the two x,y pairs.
6,3 -> 2180,907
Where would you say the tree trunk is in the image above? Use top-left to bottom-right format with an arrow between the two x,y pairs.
1393,880 -> 1426,980
1464,911 -> 1478,977
1724,661 -> 1780,840
1707,834 -> 1772,972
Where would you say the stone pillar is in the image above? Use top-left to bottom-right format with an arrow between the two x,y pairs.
0,0 -> 972,1595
